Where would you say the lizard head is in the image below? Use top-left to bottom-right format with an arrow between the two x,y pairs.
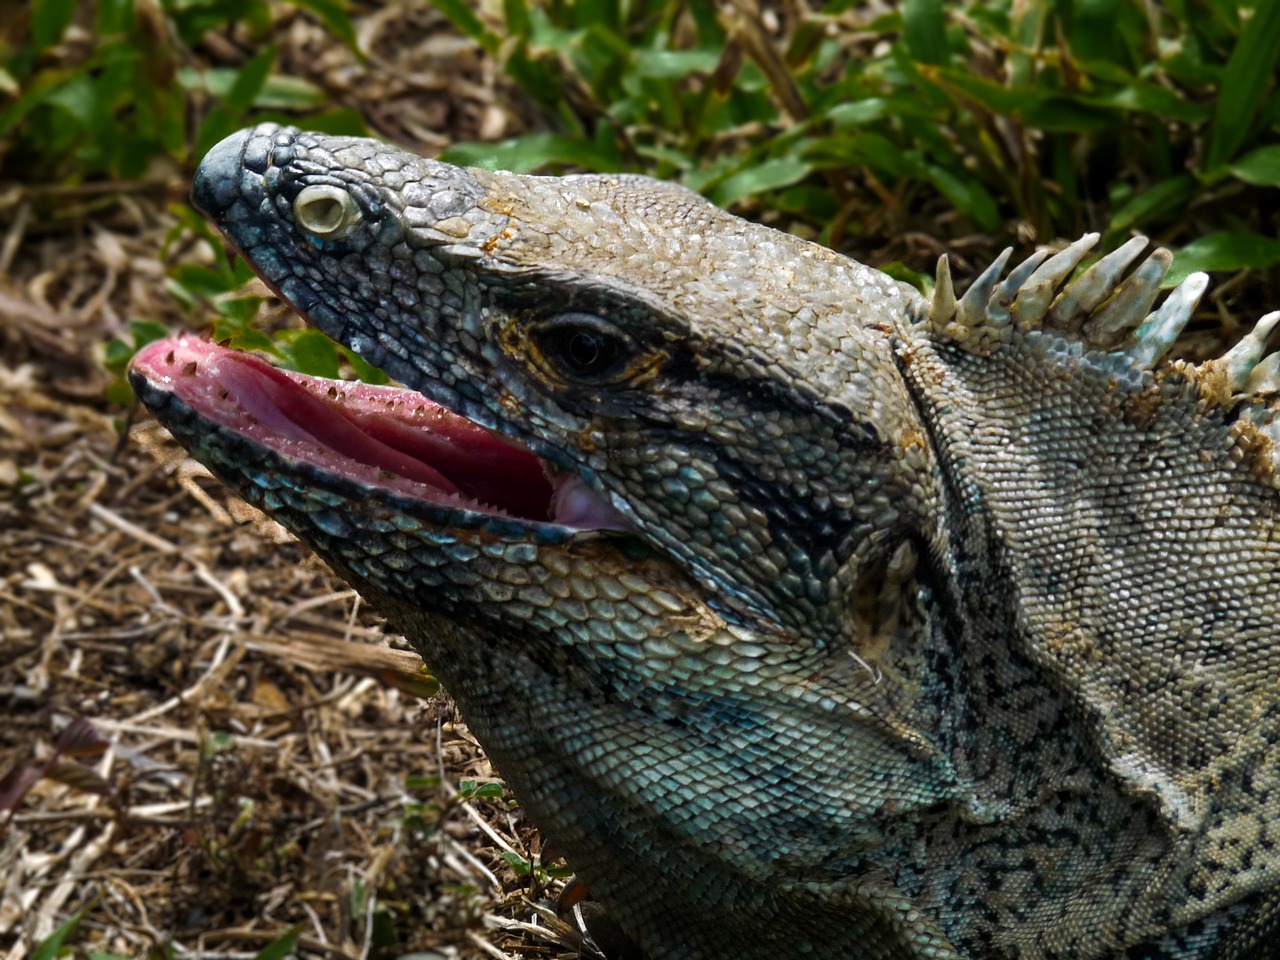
177,123 -> 940,643
128,124 -> 968,954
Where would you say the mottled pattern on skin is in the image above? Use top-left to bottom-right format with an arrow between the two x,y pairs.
130,123 -> 1280,960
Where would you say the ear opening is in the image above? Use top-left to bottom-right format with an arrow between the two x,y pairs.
846,537 -> 921,678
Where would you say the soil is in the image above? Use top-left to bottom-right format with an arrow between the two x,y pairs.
1,7 -> 592,960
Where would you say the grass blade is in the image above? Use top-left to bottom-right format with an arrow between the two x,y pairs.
903,0 -> 948,65
1207,0 -> 1280,168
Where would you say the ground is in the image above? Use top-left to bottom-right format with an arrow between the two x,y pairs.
1,7 -> 595,959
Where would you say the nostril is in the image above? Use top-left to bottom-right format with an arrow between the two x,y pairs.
241,123 -> 276,174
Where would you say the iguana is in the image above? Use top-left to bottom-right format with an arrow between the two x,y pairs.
129,123 -> 1280,960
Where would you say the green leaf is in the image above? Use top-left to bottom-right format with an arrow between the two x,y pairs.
32,0 -> 77,52
1090,83 -> 1210,124
102,339 -> 133,371
456,778 -> 503,800
342,347 -> 390,384
30,902 -> 93,960
196,105 -> 243,162
350,876 -> 368,915
45,72 -> 98,127
278,329 -> 340,378
1024,96 -> 1118,133
131,318 -> 172,348
902,0 -> 948,65
225,46 -> 277,112
825,98 -> 890,128
499,851 -> 532,876
289,0 -> 362,55
503,0 -> 532,38
281,107 -> 369,137
1063,0 -> 1146,70
441,132 -> 620,173
206,731 -> 237,756
880,261 -> 932,291
256,75 -> 329,110
1228,145 -> 1280,187
929,69 -> 1114,132
1161,50 -> 1221,88
707,156 -> 812,208
96,0 -> 134,34
214,323 -> 277,357
180,67 -> 231,97
216,294 -> 267,326
771,184 -> 839,222
430,0 -> 499,53
1167,231 -> 1280,286
920,163 -> 1001,231
804,132 -> 905,174
370,904 -> 397,948
170,263 -> 244,300
631,49 -> 720,79
1007,0 -> 1046,87
1207,0 -> 1280,168
1107,174 -> 1196,234
252,924 -> 305,960
633,144 -> 695,169
0,69 -> 65,141
167,1 -> 270,46
102,317 -> 172,382
383,668 -> 441,699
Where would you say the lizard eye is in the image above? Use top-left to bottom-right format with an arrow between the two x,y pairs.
294,185 -> 361,237
531,313 -> 635,383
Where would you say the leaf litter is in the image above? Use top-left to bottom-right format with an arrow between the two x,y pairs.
1,5 -> 596,959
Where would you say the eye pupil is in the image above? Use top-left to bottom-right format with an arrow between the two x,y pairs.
307,197 -> 341,227
567,331 -> 610,372
294,184 -> 360,236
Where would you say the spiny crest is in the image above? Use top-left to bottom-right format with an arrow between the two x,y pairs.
920,233 -> 1280,468
920,233 -> 1203,359
1209,310 -> 1280,463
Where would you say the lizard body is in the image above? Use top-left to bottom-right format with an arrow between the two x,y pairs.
130,124 -> 1280,959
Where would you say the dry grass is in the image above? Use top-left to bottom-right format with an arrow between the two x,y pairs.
1,6 -> 593,960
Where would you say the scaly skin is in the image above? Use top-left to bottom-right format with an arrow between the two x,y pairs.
130,124 -> 1280,959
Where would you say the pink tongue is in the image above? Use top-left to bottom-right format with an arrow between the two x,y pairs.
217,352 -> 464,494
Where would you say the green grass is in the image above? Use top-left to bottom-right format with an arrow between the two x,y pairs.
3,0 -> 365,183
432,0 -> 1280,284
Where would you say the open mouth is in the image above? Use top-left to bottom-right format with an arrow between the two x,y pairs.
131,337 -> 630,532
